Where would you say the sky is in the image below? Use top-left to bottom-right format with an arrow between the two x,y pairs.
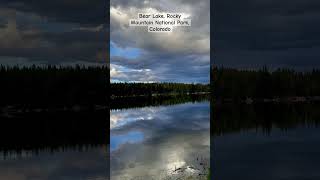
0,0 -> 108,66
213,0 -> 320,71
2,0 -> 317,81
110,0 -> 210,83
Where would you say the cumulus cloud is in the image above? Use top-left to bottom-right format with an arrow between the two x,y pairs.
110,0 -> 210,83
110,6 -> 209,54
110,63 -> 157,83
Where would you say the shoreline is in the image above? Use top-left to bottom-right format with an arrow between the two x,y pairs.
110,91 -> 210,99
215,96 -> 320,104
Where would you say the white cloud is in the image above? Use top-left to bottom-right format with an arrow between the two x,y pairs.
110,63 -> 157,82
110,5 -> 209,54
110,0 -> 210,83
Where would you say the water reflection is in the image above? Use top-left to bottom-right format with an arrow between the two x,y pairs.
111,131 -> 144,151
0,110 -> 109,180
110,102 -> 210,179
0,146 -> 108,180
213,103 -> 320,180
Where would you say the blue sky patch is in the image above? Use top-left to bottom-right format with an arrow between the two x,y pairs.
110,41 -> 141,59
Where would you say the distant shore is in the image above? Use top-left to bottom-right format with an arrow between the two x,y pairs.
110,91 -> 210,99
215,96 -> 320,104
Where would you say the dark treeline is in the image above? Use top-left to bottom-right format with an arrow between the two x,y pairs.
0,65 -> 210,108
211,102 -> 320,136
0,65 -> 109,108
211,66 -> 320,100
110,82 -> 210,97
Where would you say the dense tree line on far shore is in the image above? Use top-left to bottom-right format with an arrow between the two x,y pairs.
110,82 -> 210,97
4,64 -> 320,107
0,65 -> 209,107
211,66 -> 320,99
0,65 -> 109,107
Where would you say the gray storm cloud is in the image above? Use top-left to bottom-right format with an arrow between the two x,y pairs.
0,0 -> 108,65
110,0 -> 210,83
212,0 -> 320,70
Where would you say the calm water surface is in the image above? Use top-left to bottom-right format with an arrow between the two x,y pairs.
0,146 -> 108,180
213,103 -> 320,180
110,102 -> 210,179
0,110 -> 109,180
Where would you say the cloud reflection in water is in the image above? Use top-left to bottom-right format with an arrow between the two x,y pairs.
110,102 -> 210,179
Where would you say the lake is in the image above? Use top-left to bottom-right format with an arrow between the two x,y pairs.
0,146 -> 108,180
4,100 -> 318,179
212,103 -> 320,180
110,101 -> 210,179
